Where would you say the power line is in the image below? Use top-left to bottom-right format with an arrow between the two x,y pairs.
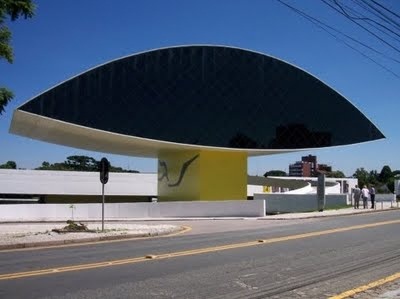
277,0 -> 400,63
321,0 -> 400,54
353,0 -> 400,31
276,0 -> 400,78
369,0 -> 400,21
343,0 -> 400,41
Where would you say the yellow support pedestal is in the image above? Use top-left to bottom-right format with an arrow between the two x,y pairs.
158,150 -> 247,201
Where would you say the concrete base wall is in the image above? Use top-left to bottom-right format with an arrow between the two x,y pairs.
0,200 -> 266,221
375,194 -> 396,202
254,193 -> 348,214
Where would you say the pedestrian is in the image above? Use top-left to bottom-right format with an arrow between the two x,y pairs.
353,185 -> 361,209
361,185 -> 370,209
370,185 -> 376,209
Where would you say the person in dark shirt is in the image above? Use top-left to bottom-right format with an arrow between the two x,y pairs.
370,186 -> 376,209
353,185 -> 361,209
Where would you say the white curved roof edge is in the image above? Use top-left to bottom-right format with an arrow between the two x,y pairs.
9,110 -> 300,158
10,110 -> 381,158
13,44 -> 385,137
283,183 -> 312,194
286,181 -> 343,195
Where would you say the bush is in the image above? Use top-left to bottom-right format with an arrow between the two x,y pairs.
52,220 -> 92,233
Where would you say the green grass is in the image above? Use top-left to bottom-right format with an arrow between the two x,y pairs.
322,204 -> 352,211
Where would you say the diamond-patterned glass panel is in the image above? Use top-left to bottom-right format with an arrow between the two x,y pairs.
20,46 -> 384,149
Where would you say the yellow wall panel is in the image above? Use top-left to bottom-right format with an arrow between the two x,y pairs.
158,150 -> 200,201
199,151 -> 247,200
157,150 -> 247,201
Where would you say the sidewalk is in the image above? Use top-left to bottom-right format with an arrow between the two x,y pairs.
263,201 -> 399,220
0,202 -> 398,250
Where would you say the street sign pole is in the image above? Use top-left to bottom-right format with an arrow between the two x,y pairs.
99,157 -> 109,232
102,183 -> 105,232
317,173 -> 326,212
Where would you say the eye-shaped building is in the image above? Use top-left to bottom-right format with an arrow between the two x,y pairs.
10,45 -> 384,201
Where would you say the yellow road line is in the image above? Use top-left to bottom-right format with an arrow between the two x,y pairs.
0,219 -> 399,281
0,225 -> 192,253
329,272 -> 400,299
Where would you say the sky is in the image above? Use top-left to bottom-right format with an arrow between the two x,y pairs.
1,0 -> 399,177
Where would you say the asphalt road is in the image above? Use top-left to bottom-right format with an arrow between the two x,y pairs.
0,210 -> 399,299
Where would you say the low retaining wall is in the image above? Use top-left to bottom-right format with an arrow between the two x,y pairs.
375,194 -> 396,202
0,200 -> 266,221
254,193 -> 348,214
374,194 -> 396,209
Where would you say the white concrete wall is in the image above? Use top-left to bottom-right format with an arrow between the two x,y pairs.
325,183 -> 341,194
247,185 -> 263,196
254,193 -> 348,214
0,170 -> 273,198
375,194 -> 396,202
0,169 -> 157,196
0,200 -> 266,221
268,176 -> 357,194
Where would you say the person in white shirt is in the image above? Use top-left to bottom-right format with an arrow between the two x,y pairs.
361,185 -> 370,209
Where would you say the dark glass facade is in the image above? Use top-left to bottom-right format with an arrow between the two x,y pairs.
19,45 -> 384,149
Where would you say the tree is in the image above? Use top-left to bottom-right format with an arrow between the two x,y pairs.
0,0 -> 35,114
65,155 -> 98,171
109,165 -> 139,173
35,156 -> 139,173
387,177 -> 395,194
36,160 -> 71,171
353,167 -> 369,187
41,161 -> 50,168
326,170 -> 346,178
36,161 -> 70,171
263,170 -> 287,177
0,160 -> 16,169
369,170 -> 379,185
378,165 -> 392,184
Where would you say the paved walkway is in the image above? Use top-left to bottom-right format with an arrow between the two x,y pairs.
264,201 -> 398,220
